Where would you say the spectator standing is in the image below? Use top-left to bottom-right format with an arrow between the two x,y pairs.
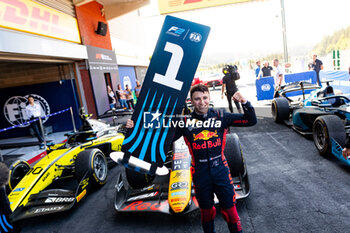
107,85 -> 116,109
25,95 -> 45,149
116,84 -> 128,109
135,80 -> 142,99
255,60 -> 261,78
259,61 -> 273,78
273,59 -> 284,98
311,54 -> 323,86
221,65 -> 243,114
125,84 -> 134,109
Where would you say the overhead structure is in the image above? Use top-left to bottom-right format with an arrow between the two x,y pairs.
158,0 -> 257,14
73,0 -> 150,20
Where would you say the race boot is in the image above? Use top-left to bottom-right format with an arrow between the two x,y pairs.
227,222 -> 242,233
202,220 -> 215,233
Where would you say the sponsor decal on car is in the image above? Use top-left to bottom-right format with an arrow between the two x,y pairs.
171,191 -> 187,197
76,189 -> 87,203
80,178 -> 89,189
127,192 -> 159,202
42,172 -> 50,182
13,187 -> 25,192
44,197 -> 75,203
122,200 -> 168,211
170,182 -> 188,191
33,206 -> 64,214
141,184 -> 155,192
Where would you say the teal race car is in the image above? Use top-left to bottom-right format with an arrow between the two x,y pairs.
272,81 -> 350,166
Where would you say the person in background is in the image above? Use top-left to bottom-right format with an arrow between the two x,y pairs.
125,84 -> 134,110
107,85 -> 116,109
221,65 -> 242,114
273,59 -> 284,98
254,60 -> 261,78
311,54 -> 323,86
0,162 -> 17,233
116,84 -> 128,109
25,95 -> 45,149
135,80 -> 142,99
258,61 -> 273,79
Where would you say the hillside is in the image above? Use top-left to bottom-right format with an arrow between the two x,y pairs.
313,26 -> 350,55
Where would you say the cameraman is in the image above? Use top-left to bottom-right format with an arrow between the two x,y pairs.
221,65 -> 243,114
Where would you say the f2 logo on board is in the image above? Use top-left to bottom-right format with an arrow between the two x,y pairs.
153,42 -> 184,91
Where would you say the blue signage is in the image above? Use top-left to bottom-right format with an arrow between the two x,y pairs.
256,71 -> 318,100
122,16 -> 210,166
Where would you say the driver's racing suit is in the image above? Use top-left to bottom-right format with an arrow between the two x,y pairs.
174,101 -> 256,233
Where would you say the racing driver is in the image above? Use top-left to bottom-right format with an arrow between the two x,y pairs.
126,84 -> 256,233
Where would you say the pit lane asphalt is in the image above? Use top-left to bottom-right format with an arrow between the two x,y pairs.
18,115 -> 350,233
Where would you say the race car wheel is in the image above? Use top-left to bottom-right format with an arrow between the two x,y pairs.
271,97 -> 290,123
312,115 -> 346,156
125,168 -> 154,189
224,133 -> 245,177
75,149 -> 108,188
8,160 -> 31,191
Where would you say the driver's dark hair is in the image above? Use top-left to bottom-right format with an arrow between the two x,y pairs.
190,84 -> 209,98
27,95 -> 34,100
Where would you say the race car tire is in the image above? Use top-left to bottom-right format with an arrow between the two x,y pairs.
75,149 -> 108,188
224,133 -> 245,177
312,115 -> 346,156
8,160 -> 31,191
271,97 -> 290,123
125,168 -> 154,189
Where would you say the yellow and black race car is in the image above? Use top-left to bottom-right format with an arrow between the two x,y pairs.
7,110 -> 128,222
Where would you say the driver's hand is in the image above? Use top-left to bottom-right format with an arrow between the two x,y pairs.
232,92 -> 247,103
221,93 -> 224,99
342,147 -> 350,160
126,119 -> 134,128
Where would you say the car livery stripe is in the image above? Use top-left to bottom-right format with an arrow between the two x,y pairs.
151,96 -> 171,162
138,94 -> 164,161
159,99 -> 178,161
129,91 -> 157,155
123,90 -> 150,144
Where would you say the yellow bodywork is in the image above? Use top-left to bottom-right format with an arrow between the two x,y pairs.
8,133 -> 124,212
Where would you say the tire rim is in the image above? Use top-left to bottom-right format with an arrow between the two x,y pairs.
93,153 -> 107,181
314,121 -> 326,150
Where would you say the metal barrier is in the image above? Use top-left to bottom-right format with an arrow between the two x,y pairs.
0,107 -> 76,133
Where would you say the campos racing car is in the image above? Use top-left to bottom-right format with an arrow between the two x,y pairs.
112,133 -> 250,215
272,81 -> 350,166
7,109 -> 127,221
